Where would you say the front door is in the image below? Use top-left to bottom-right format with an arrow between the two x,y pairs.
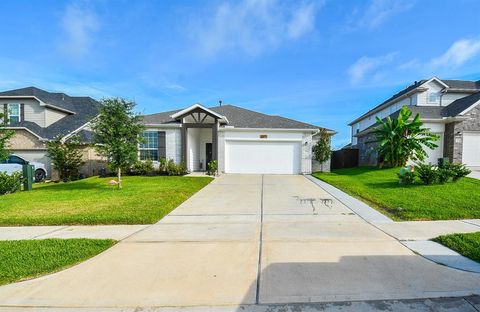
206,143 -> 213,168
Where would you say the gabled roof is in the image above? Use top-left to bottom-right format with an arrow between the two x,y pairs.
143,104 -> 332,131
349,77 -> 480,125
349,80 -> 428,125
0,86 -> 100,140
170,103 -> 229,123
442,91 -> 480,117
443,79 -> 480,91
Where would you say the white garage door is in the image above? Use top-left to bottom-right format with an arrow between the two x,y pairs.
225,140 -> 301,174
463,132 -> 480,167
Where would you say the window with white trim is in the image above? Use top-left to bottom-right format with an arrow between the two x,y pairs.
8,103 -> 20,123
139,131 -> 158,160
427,92 -> 438,104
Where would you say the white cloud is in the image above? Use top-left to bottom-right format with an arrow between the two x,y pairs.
430,38 -> 480,68
348,53 -> 397,84
349,0 -> 414,30
59,3 -> 99,58
189,0 -> 324,57
287,2 -> 318,39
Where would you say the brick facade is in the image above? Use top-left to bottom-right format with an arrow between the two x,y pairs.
444,105 -> 480,163
357,133 -> 378,166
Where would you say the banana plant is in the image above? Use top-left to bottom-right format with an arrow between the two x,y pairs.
369,106 -> 439,167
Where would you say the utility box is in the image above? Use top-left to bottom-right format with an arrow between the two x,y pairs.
22,164 -> 34,191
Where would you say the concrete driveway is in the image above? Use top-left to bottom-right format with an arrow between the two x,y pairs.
0,175 -> 479,309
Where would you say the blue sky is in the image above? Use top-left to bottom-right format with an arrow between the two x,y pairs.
1,0 -> 480,148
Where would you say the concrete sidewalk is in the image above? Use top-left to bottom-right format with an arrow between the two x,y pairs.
1,295 -> 479,311
307,175 -> 480,273
0,174 -> 479,309
0,225 -> 149,241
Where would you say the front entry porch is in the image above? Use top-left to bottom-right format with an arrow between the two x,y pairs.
186,127 -> 214,172
172,104 -> 228,173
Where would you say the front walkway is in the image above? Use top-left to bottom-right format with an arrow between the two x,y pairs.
0,174 -> 479,310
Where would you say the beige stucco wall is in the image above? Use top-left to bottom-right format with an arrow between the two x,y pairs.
50,146 -> 106,180
45,108 -> 68,126
8,129 -> 46,150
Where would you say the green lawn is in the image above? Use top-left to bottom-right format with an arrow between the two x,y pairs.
0,176 -> 212,226
0,239 -> 115,285
313,167 -> 480,221
434,232 -> 480,263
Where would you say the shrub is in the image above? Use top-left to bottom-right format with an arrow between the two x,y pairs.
166,159 -> 187,176
131,160 -> 154,176
416,163 -> 437,185
158,158 -> 168,173
397,167 -> 415,185
449,163 -> 471,182
0,171 -> 23,195
207,160 -> 218,176
437,165 -> 453,184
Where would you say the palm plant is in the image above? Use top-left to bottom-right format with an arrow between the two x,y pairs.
370,106 -> 439,167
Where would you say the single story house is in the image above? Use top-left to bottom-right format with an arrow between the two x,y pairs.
349,77 -> 480,167
0,86 -> 102,178
142,104 -> 334,174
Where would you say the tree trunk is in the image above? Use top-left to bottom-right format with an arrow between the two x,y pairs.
117,167 -> 121,190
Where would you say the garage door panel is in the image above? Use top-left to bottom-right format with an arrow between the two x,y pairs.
225,141 -> 301,174
463,132 -> 480,167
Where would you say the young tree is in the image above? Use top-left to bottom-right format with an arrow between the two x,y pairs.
46,135 -> 85,182
370,106 -> 439,167
91,98 -> 145,189
0,112 -> 14,162
312,128 -> 332,163
312,128 -> 331,171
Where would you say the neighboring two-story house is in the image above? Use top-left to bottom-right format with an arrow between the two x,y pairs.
0,87 -> 102,178
349,77 -> 480,167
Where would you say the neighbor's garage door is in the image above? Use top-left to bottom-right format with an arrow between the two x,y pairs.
225,140 -> 301,174
463,132 -> 480,167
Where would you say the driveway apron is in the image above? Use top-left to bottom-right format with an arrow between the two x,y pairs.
0,175 -> 479,308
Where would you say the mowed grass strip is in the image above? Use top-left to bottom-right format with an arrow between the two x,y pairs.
0,176 -> 213,226
313,167 -> 480,221
0,238 -> 116,286
434,232 -> 480,263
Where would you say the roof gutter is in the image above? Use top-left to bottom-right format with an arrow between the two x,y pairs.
442,88 -> 480,94
219,127 -> 325,133
0,96 -> 76,114
5,126 -> 46,141
354,116 -> 467,137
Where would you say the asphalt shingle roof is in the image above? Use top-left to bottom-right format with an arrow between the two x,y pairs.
350,78 -> 480,125
143,104 -> 330,130
443,80 -> 480,90
0,86 -> 100,140
442,91 -> 480,117
356,106 -> 444,137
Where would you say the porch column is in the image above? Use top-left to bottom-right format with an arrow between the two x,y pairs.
181,124 -> 187,164
212,122 -> 218,161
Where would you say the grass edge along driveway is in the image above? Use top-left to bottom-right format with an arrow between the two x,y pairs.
313,167 -> 480,221
434,232 -> 480,263
0,238 -> 116,286
0,176 -> 213,226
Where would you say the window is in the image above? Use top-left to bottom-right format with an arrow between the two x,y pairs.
427,92 -> 438,104
7,103 -> 20,123
8,155 -> 26,165
139,131 -> 158,160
